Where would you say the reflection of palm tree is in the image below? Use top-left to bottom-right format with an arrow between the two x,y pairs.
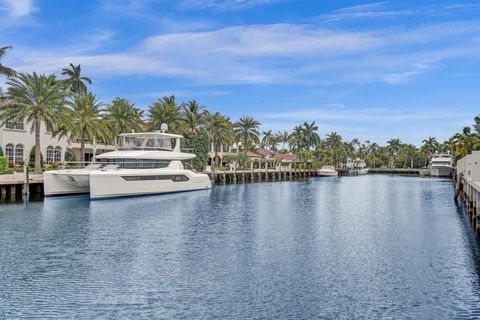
61,63 -> 92,93
234,116 -> 261,155
1,72 -> 69,173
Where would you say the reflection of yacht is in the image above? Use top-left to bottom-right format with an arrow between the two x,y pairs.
427,154 -> 453,177
318,166 -> 338,176
342,158 -> 369,175
44,127 -> 212,199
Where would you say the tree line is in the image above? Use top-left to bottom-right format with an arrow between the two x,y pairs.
1,45 -> 479,174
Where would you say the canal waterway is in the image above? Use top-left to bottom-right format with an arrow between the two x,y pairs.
1,175 -> 480,319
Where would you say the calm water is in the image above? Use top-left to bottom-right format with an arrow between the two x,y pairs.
1,176 -> 480,319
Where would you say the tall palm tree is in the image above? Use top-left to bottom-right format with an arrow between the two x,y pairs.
67,92 -> 109,163
206,112 -> 234,168
261,130 -> 273,148
0,72 -> 68,173
276,131 -> 290,151
325,132 -> 342,164
421,137 -> 438,157
148,96 -> 185,133
105,98 -> 144,145
0,46 -> 15,78
234,116 -> 261,155
453,127 -> 475,158
183,100 -> 206,133
61,63 -> 92,93
302,121 -> 321,149
289,125 -> 305,151
386,138 -> 402,168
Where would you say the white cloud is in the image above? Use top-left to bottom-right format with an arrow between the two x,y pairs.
0,0 -> 33,16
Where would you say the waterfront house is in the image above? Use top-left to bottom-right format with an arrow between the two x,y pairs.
0,117 -> 116,165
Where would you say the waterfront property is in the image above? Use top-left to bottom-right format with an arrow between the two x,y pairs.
0,118 -> 115,165
1,176 -> 479,318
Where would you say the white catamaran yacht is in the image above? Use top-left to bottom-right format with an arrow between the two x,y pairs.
44,128 -> 212,199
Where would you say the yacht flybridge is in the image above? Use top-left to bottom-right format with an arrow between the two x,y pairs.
44,129 -> 212,199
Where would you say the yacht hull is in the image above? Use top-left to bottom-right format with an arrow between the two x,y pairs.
44,170 -> 91,196
89,170 -> 211,199
44,169 -> 212,198
317,171 -> 338,176
429,166 -> 453,178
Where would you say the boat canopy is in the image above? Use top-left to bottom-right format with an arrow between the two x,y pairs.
118,132 -> 183,152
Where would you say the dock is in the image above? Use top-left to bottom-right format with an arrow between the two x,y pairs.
455,151 -> 480,237
0,173 -> 44,202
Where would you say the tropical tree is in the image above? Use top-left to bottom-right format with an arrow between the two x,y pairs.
453,127 -> 475,158
302,121 -> 321,149
148,95 -> 184,133
289,126 -> 305,151
276,131 -> 290,151
67,92 -> 110,163
105,98 -> 144,145
0,46 -> 15,78
205,112 -> 234,168
421,137 -> 438,157
183,100 -> 206,133
234,116 -> 261,155
261,130 -> 273,148
325,132 -> 343,164
386,138 -> 402,168
61,63 -> 92,93
0,72 -> 68,173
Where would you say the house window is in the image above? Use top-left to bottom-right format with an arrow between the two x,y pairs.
46,146 -> 54,164
5,143 -> 14,162
54,146 -> 62,163
5,117 -> 24,130
14,144 -> 24,164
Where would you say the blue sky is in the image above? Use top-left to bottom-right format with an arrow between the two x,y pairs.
1,0 -> 480,145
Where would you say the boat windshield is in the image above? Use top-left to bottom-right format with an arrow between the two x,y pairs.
119,135 -> 176,151
97,159 -> 171,169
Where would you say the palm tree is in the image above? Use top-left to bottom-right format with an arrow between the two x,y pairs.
289,126 -> 305,151
0,46 -> 15,78
234,116 -> 261,155
474,115 -> 480,135
276,131 -> 290,151
0,72 -> 68,173
105,98 -> 144,145
453,127 -> 475,158
325,132 -> 342,164
302,121 -> 321,149
67,92 -> 109,163
61,63 -> 92,93
386,138 -> 402,168
183,100 -> 206,133
421,137 -> 438,157
148,96 -> 185,133
206,112 -> 234,168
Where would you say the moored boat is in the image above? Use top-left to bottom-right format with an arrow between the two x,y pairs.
318,165 -> 338,176
44,126 -> 212,199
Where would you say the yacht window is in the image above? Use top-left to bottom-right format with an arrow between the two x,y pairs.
122,175 -> 189,182
145,138 -> 156,149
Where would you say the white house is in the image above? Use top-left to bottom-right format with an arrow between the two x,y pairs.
0,117 -> 116,165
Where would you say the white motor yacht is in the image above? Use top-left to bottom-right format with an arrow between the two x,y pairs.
44,129 -> 212,199
428,154 -> 453,177
318,166 -> 338,176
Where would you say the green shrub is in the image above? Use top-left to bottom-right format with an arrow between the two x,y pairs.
0,156 -> 12,174
65,148 -> 77,162
183,131 -> 209,172
29,146 -> 44,166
